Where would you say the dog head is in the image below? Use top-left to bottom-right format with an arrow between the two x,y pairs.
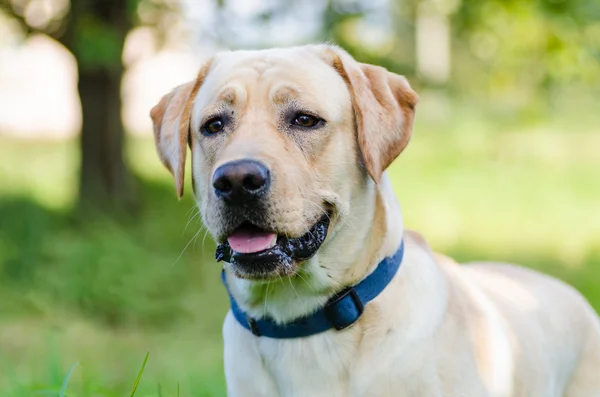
150,45 -> 417,281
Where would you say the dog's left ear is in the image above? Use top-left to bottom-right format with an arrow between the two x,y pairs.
317,46 -> 419,183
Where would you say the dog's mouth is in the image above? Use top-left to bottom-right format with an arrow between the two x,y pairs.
215,213 -> 331,280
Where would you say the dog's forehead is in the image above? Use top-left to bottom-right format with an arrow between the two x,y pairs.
192,47 -> 351,117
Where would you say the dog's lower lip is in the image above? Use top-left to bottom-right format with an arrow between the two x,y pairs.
230,238 -> 277,255
215,213 -> 331,276
227,227 -> 277,254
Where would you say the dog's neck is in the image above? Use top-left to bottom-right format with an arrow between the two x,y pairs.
224,174 -> 404,324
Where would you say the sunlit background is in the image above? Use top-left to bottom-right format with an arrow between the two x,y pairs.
0,0 -> 599,395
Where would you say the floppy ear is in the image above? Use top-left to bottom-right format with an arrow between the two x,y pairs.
150,62 -> 211,198
150,82 -> 195,198
319,46 -> 419,183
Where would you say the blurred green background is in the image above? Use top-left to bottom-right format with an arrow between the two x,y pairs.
0,0 -> 599,396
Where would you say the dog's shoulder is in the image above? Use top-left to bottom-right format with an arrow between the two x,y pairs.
404,229 -> 430,250
405,229 -> 460,268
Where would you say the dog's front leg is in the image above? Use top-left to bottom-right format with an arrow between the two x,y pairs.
223,313 -> 279,396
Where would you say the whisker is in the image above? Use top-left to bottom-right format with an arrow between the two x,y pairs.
172,227 -> 202,267
342,213 -> 359,233
263,281 -> 271,318
183,207 -> 201,235
288,277 -> 301,302
295,272 -> 315,292
301,197 -> 362,234
199,227 -> 212,254
191,226 -> 206,252
184,204 -> 198,217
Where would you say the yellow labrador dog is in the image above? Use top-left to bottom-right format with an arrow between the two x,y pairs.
150,45 -> 600,396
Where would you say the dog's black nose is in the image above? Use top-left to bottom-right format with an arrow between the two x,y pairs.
212,160 -> 271,204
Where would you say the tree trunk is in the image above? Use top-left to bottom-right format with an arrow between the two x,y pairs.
78,64 -> 134,212
69,0 -> 135,213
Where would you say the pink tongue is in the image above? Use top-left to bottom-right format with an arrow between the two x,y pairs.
227,230 -> 277,254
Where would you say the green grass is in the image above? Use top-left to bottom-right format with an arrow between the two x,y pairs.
0,100 -> 599,396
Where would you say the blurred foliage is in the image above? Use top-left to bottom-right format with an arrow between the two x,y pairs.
73,14 -> 124,70
2,0 -> 598,113
322,0 -> 418,75
0,0 -> 190,211
229,0 -> 600,115
452,0 -> 600,105
0,0 -> 183,68
0,185 -> 201,327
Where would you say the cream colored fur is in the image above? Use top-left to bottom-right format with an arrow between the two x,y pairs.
151,45 -> 600,397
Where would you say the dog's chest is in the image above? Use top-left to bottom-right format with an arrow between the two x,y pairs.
224,313 -> 361,396
260,335 -> 356,396
223,313 -> 443,397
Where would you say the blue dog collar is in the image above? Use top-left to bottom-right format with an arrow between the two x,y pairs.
221,240 -> 405,339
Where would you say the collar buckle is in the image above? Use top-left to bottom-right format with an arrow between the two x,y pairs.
324,287 -> 365,331
246,316 -> 261,336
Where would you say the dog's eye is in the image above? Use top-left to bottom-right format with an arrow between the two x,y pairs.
201,117 -> 225,135
293,113 -> 321,128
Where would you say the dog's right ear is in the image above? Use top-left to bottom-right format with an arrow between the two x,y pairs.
150,82 -> 195,199
150,62 -> 211,199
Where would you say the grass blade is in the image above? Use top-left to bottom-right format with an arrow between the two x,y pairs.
129,351 -> 150,397
177,383 -> 180,397
59,362 -> 79,397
